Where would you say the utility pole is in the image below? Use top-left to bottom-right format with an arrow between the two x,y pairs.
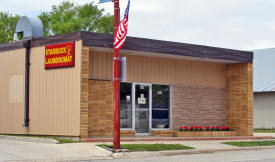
113,0 -> 120,150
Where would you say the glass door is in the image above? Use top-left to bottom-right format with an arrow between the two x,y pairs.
134,84 -> 151,134
120,83 -> 170,134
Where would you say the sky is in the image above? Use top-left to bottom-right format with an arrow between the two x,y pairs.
1,0 -> 275,51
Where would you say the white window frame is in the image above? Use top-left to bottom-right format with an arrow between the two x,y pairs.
120,82 -> 171,134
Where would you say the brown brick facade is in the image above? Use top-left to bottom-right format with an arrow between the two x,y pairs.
80,46 -> 89,139
226,63 -> 253,136
88,80 -> 114,138
88,80 -> 137,138
172,85 -> 226,129
152,130 -> 173,137
120,130 -> 136,137
86,64 -> 253,137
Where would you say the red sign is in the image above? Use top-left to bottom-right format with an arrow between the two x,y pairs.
45,42 -> 75,69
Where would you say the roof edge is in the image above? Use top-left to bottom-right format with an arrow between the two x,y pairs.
0,31 -> 253,63
254,91 -> 275,93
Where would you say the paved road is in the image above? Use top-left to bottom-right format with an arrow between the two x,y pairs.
88,149 -> 275,162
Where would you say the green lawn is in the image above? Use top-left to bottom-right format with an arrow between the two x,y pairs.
97,144 -> 194,152
1,134 -> 83,144
254,129 -> 275,133
50,137 -> 83,144
223,141 -> 275,147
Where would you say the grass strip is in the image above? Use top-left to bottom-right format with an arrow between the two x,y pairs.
97,144 -> 194,152
50,137 -> 83,144
223,140 -> 275,147
1,134 -> 83,144
254,129 -> 275,133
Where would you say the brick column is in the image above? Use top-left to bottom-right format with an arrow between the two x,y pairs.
88,80 -> 114,137
80,46 -> 89,139
226,63 -> 253,136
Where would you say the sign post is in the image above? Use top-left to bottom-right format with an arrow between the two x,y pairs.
99,0 -> 121,150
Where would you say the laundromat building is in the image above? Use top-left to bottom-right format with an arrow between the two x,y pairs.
0,31 -> 253,139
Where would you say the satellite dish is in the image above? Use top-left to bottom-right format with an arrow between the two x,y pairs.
14,16 -> 43,40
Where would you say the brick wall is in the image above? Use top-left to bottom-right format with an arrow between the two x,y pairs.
172,85 -> 226,129
80,46 -> 89,139
120,130 -> 136,137
226,63 -> 253,136
88,80 -> 114,138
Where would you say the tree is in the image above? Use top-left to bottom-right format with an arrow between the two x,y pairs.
0,12 -> 19,43
38,1 -> 114,36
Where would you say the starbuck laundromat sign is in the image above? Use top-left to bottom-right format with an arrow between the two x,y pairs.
45,42 -> 75,69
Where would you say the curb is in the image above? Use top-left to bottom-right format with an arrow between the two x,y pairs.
112,145 -> 275,159
84,136 -> 273,143
0,135 -> 58,144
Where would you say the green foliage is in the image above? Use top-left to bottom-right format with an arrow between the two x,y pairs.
51,137 -> 83,144
223,141 -> 275,147
97,144 -> 194,151
0,12 -> 19,43
254,129 -> 275,133
17,32 -> 23,40
0,1 -> 113,43
38,1 -> 114,36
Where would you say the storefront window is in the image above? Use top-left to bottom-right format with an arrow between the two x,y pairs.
120,82 -> 132,128
120,83 -> 169,129
152,84 -> 170,129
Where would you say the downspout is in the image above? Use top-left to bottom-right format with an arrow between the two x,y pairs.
23,39 -> 31,127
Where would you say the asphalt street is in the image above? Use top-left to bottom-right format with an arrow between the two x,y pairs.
88,149 -> 275,162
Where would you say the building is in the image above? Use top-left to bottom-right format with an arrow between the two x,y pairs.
253,48 -> 275,129
0,31 -> 253,139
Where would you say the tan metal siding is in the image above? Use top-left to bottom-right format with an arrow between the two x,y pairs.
0,41 -> 82,136
89,49 -> 225,88
0,49 -> 25,134
29,41 -> 82,136
89,48 -> 113,80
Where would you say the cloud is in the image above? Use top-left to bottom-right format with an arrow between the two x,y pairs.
1,0 -> 275,50
128,0 -> 275,50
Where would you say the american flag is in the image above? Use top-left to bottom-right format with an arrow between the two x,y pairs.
114,0 -> 130,50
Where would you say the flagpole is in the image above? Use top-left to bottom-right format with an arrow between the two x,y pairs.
113,0 -> 120,150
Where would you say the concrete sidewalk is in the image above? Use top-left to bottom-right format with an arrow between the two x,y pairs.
254,133 -> 275,137
1,135 -> 275,161
0,135 -> 58,144
0,138 -> 113,162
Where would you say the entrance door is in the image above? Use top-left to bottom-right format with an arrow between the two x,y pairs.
134,84 -> 151,134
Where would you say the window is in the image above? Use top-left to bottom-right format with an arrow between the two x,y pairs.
152,84 -> 170,129
120,83 -> 170,130
120,82 -> 132,128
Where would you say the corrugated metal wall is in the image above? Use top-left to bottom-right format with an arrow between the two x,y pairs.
0,49 -> 26,134
89,48 -> 226,88
0,41 -> 82,136
254,93 -> 275,129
